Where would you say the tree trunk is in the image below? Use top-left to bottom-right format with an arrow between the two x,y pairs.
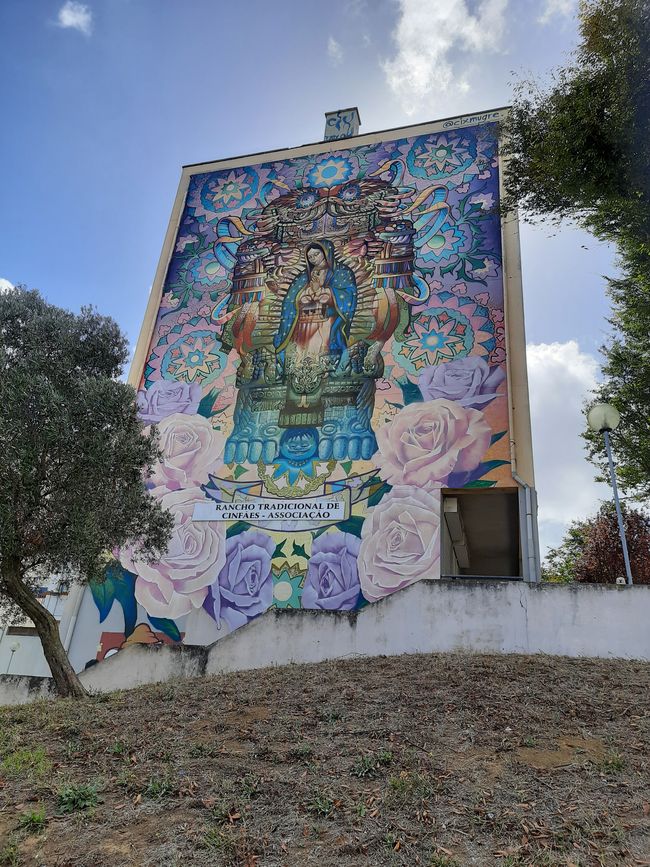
2,560 -> 87,698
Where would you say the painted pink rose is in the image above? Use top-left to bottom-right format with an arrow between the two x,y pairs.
119,487 -> 226,619
374,399 -> 491,489
358,487 -> 440,602
148,413 -> 224,490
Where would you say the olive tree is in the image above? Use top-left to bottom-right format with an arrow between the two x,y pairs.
0,287 -> 172,698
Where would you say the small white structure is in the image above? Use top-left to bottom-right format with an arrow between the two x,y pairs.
0,578 -> 84,677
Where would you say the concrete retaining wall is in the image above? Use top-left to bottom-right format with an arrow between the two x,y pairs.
1,580 -> 648,705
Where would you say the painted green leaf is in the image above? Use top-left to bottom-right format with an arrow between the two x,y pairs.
490,430 -> 507,445
292,541 -> 308,559
196,391 -> 217,418
397,378 -> 423,405
340,461 -> 353,474
233,465 -> 248,480
476,459 -> 510,476
226,520 -> 250,538
335,515 -> 365,538
465,479 -> 497,488
110,568 -> 138,638
148,617 -> 182,643
367,481 -> 392,508
89,577 -> 116,623
273,540 -> 286,559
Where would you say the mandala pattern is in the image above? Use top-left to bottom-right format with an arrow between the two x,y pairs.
306,155 -> 354,188
162,330 -> 226,383
192,167 -> 259,219
396,290 -> 497,373
187,250 -> 228,286
407,134 -> 477,182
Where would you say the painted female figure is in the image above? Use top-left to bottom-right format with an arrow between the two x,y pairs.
274,239 -> 356,370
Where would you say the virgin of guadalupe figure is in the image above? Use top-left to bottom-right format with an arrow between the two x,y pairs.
274,239 -> 357,370
273,239 -> 357,427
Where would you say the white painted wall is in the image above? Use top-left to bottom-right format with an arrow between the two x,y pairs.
2,580 -> 648,705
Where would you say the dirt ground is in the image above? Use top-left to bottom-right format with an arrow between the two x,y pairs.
0,652 -> 649,866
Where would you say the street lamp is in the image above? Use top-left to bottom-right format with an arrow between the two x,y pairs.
6,641 -> 21,674
587,402 -> 633,585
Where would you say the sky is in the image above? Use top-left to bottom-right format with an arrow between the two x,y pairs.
0,0 -> 617,556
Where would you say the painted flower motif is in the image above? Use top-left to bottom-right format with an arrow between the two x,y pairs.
306,155 -> 353,189
162,292 -> 180,309
470,193 -> 495,210
119,487 -> 226,620
148,413 -> 225,490
272,563 -> 304,608
198,304 -> 212,318
188,251 -> 227,286
407,133 -> 477,181
423,223 -> 466,263
397,291 -> 498,372
137,381 -> 202,425
204,529 -> 275,629
374,399 -> 492,490
302,532 -> 361,611
178,312 -> 191,324
358,487 -> 440,602
164,330 -> 224,383
418,357 -> 505,409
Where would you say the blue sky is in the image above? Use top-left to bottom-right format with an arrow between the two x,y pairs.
0,0 -> 616,553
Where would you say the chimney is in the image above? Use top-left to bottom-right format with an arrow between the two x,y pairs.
324,107 -> 361,141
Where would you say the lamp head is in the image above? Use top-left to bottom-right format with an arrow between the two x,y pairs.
587,402 -> 620,433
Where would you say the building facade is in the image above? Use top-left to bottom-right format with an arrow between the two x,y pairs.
12,109 -> 539,675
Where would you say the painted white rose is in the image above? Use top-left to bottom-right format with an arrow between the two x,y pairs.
148,413 -> 225,491
358,486 -> 441,602
119,487 -> 226,619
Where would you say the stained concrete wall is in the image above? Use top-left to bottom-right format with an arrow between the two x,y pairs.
1,580 -> 648,705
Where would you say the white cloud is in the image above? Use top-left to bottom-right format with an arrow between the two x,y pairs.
327,36 -> 343,66
538,0 -> 575,24
382,0 -> 508,115
526,340 -> 610,555
0,278 -> 15,294
56,1 -> 93,36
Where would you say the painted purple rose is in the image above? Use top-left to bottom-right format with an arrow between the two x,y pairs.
204,529 -> 274,630
302,532 -> 361,611
418,357 -> 505,409
137,380 -> 202,425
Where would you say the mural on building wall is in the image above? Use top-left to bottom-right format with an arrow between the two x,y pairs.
91,121 -> 513,651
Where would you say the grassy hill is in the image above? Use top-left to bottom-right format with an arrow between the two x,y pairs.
0,653 -> 649,866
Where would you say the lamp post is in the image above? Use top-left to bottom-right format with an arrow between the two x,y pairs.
6,641 -> 21,674
587,403 -> 633,585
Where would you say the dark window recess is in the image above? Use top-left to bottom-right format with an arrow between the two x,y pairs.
441,489 -> 521,578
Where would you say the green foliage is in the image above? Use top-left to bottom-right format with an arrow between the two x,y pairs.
56,782 -> 99,813
17,806 -> 46,833
542,502 -> 650,583
307,791 -> 334,817
351,749 -> 393,778
0,840 -> 19,867
501,0 -> 650,243
502,0 -> 650,498
144,773 -> 175,799
1,747 -> 51,779
0,287 -> 173,696
0,287 -> 173,585
596,752 -> 626,774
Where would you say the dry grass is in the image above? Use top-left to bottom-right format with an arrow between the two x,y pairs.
0,652 -> 649,866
